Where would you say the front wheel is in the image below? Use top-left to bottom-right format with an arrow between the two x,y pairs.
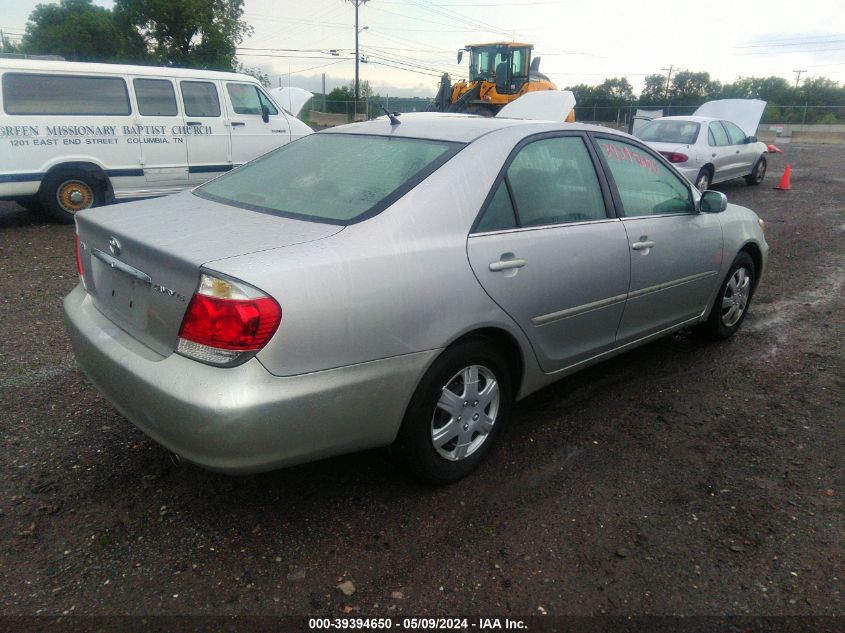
744,155 -> 767,185
392,339 -> 512,484
702,252 -> 755,341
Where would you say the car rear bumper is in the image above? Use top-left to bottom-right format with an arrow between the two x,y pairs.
64,285 -> 436,474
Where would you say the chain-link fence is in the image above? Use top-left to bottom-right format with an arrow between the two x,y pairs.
301,98 -> 845,128
574,104 -> 845,127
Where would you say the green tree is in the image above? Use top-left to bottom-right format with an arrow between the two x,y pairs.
639,74 -> 669,105
236,63 -> 269,87
115,0 -> 252,70
326,86 -> 353,113
668,70 -> 717,106
1,33 -> 19,54
20,0 -> 146,62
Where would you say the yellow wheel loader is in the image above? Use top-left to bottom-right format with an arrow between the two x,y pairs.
433,42 -> 574,121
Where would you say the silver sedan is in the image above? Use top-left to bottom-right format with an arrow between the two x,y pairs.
65,113 -> 768,483
635,115 -> 769,191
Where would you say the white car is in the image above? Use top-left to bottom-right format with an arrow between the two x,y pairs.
634,99 -> 769,191
0,59 -> 313,223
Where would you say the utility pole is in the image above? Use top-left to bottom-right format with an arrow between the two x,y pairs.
347,0 -> 369,118
793,69 -> 806,88
662,65 -> 674,100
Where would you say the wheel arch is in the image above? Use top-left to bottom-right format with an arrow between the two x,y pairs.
444,326 -> 526,399
739,241 -> 764,292
40,161 -> 113,200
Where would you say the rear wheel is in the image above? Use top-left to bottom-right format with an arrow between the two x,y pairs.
744,155 -> 767,185
702,252 -> 755,340
392,339 -> 512,484
38,169 -> 105,224
694,168 -> 712,191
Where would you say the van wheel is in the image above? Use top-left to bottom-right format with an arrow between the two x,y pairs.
391,339 -> 512,484
39,170 -> 105,224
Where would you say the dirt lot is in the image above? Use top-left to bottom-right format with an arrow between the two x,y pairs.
0,144 -> 842,619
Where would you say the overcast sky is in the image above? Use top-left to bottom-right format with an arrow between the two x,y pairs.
2,0 -> 843,97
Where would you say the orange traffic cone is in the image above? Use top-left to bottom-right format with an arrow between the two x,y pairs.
767,144 -> 784,153
774,164 -> 792,191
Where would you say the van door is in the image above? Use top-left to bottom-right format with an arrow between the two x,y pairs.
130,77 -> 188,187
224,82 -> 292,165
177,80 -> 232,184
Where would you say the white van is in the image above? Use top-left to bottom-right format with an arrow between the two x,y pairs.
0,59 -> 313,223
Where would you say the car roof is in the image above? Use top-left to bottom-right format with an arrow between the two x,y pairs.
0,57 -> 258,82
322,112 -> 623,144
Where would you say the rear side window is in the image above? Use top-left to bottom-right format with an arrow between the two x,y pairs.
196,133 -> 460,224
505,136 -> 606,226
227,83 -> 278,115
475,135 -> 606,231
134,78 -> 178,116
181,81 -> 220,117
3,73 -> 130,115
598,138 -> 694,217
708,122 -> 730,147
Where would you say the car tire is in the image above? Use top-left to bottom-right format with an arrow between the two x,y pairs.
38,169 -> 105,224
702,251 -> 755,341
744,155 -> 767,186
694,168 -> 712,191
392,339 -> 513,484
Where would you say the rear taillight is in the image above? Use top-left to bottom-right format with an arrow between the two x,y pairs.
177,273 -> 282,366
659,151 -> 689,164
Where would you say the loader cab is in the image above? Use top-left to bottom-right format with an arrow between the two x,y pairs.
461,43 -> 532,95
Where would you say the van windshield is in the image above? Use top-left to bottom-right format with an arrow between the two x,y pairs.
196,133 -> 462,224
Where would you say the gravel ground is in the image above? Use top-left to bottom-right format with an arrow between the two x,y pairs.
0,144 -> 842,618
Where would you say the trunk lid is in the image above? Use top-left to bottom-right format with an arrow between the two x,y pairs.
76,190 -> 343,356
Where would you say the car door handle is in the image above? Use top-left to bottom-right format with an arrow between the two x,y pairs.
735,150 -> 740,154
631,240 -> 655,251
489,258 -> 526,272
186,121 -> 202,126
231,121 -> 245,127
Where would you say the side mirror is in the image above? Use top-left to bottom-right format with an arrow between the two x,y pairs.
746,135 -> 757,143
261,104 -> 270,123
700,190 -> 728,213
457,50 -> 463,65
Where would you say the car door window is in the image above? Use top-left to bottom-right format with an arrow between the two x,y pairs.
181,81 -> 221,117
227,83 -> 278,116
722,121 -> 747,145
480,136 -> 606,229
709,122 -> 730,147
598,138 -> 694,216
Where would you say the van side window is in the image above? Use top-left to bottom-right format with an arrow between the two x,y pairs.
181,81 -> 221,117
227,83 -> 278,116
2,73 -> 130,115
134,79 -> 178,116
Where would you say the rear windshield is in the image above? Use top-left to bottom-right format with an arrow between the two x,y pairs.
636,120 -> 700,145
196,133 -> 462,224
